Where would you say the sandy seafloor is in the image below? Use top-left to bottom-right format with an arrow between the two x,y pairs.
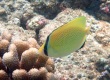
0,0 -> 110,80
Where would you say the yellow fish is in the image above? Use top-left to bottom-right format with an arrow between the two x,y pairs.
39,16 -> 90,57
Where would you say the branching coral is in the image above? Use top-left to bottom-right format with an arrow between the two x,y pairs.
28,68 -> 40,79
0,30 -> 56,80
27,38 -> 40,49
0,39 -> 9,57
0,57 -> 6,71
1,30 -> 12,41
13,39 -> 30,60
0,70 -> 9,80
20,48 -> 38,71
12,69 -> 28,80
2,51 -> 19,72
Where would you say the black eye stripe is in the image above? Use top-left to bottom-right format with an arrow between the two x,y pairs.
43,24 -> 65,56
44,35 -> 50,56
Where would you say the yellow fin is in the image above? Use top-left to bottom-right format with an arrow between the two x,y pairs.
66,16 -> 86,28
85,27 -> 91,34
38,43 -> 45,53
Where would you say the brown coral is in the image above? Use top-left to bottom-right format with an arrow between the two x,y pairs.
13,39 -> 30,60
45,58 -> 55,72
46,72 -> 57,80
2,44 -> 19,72
1,30 -> 12,42
0,39 -> 9,57
38,67 -> 48,79
0,57 -> 6,71
12,69 -> 28,80
28,68 -> 40,80
0,70 -> 9,80
2,51 -> 19,72
27,38 -> 40,49
20,48 -> 38,71
0,31 -> 56,80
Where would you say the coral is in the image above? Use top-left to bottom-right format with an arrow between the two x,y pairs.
20,12 -> 35,28
98,63 -> 110,80
20,48 -> 38,71
0,6 -> 6,15
27,38 -> 40,49
94,21 -> 110,52
1,30 -> 12,41
45,58 -> 55,72
98,69 -> 110,80
38,67 -> 48,79
26,15 -> 48,31
13,39 -> 30,60
28,67 -> 56,80
12,69 -> 28,80
34,51 -> 49,69
31,0 -> 61,19
95,0 -> 110,21
29,0 -> 93,19
0,6 -> 7,21
0,57 -> 6,71
0,70 -> 9,80
0,31 -> 56,80
46,72 -> 57,80
100,0 -> 110,14
28,68 -> 40,79
0,24 -> 36,41
2,51 -> 19,72
0,39 -> 10,57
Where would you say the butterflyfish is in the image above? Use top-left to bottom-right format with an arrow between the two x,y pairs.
39,16 -> 90,57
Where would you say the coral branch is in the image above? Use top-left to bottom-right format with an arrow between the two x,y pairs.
13,40 -> 30,60
27,38 -> 40,49
45,58 -> 55,72
28,68 -> 40,80
0,57 -> 6,71
1,30 -> 12,42
0,39 -> 9,57
2,51 -> 19,72
34,52 -> 49,68
20,48 -> 39,71
46,72 -> 56,80
12,69 -> 28,80
0,70 -> 9,80
38,67 -> 48,80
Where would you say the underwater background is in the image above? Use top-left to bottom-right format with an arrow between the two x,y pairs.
0,0 -> 110,80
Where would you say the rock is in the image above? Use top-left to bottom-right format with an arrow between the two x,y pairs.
0,23 -> 36,41
0,6 -> 6,15
26,15 -> 48,31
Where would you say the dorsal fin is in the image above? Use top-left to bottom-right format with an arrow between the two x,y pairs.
65,16 -> 86,28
